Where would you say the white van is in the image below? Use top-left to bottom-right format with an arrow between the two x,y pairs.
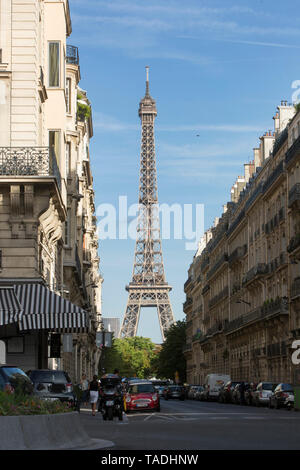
204,374 -> 230,400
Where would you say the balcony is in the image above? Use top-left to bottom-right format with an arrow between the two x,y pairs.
229,245 -> 247,266
291,278 -> 300,299
202,284 -> 210,296
287,233 -> 300,253
201,256 -> 210,272
83,249 -> 92,267
261,297 -> 288,317
286,134 -> 300,167
272,127 -> 288,156
184,277 -> 194,292
227,209 -> 245,237
288,183 -> 300,209
207,253 -> 228,280
262,161 -> 284,194
66,45 -> 79,65
0,146 -> 61,190
192,330 -> 203,342
225,298 -> 288,335
242,263 -> 268,287
209,286 -> 229,309
183,297 -> 193,312
206,321 -> 225,337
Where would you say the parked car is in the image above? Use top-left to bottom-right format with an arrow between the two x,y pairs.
28,369 -> 76,406
0,365 -> 33,395
203,374 -> 231,401
252,382 -> 277,406
244,383 -> 258,406
187,385 -> 198,399
194,386 -> 205,400
218,381 -> 240,403
125,381 -> 160,412
163,385 -> 185,400
232,382 -> 250,405
269,383 -> 295,409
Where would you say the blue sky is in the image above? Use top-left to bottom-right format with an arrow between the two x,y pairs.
68,0 -> 300,343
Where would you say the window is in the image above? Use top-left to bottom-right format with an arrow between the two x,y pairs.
49,42 -> 60,87
65,142 -> 71,177
66,77 -> 71,113
49,130 -> 60,161
65,208 -> 71,246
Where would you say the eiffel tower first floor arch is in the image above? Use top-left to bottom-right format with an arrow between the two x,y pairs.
119,284 -> 175,341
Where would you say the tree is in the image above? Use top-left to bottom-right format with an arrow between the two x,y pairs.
100,336 -> 157,378
156,320 -> 187,383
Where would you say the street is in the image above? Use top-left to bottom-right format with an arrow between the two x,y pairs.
78,398 -> 300,450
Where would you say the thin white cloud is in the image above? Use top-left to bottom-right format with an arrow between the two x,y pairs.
180,35 -> 300,49
93,111 -> 266,134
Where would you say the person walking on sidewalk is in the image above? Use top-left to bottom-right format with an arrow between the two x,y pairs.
80,374 -> 89,407
89,375 -> 100,416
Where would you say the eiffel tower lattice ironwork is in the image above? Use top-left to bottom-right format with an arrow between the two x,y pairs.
120,67 -> 175,341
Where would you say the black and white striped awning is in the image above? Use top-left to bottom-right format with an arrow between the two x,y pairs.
14,283 -> 89,333
0,287 -> 23,326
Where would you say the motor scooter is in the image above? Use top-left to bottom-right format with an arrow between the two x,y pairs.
98,374 -> 123,421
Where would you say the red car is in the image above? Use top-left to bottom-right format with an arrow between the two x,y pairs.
125,381 -> 160,412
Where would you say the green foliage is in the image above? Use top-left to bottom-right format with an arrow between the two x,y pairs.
0,391 -> 74,416
295,102 -> 300,113
77,102 -> 91,121
100,336 -> 157,378
155,320 -> 187,383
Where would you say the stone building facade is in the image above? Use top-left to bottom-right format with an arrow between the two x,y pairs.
184,101 -> 300,386
0,0 -> 102,382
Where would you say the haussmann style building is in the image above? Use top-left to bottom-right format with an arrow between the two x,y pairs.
0,0 -> 103,382
183,101 -> 300,386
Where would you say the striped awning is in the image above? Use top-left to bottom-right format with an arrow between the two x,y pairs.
0,287 -> 23,326
14,283 -> 89,333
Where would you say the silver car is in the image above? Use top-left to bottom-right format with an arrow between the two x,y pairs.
252,382 -> 277,406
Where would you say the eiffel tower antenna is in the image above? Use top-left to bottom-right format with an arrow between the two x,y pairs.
119,67 -> 175,341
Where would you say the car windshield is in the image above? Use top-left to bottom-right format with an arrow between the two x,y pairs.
30,371 -> 70,383
262,383 -> 275,390
129,384 -> 155,394
1,367 -> 30,381
282,384 -> 294,392
170,386 -> 182,391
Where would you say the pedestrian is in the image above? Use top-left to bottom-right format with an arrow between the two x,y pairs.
89,374 -> 100,416
80,374 -> 89,406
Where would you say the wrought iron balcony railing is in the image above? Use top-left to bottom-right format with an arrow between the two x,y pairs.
286,133 -> 300,167
66,45 -> 79,65
287,233 -> 300,253
225,298 -> 288,335
242,263 -> 268,286
228,244 -> 247,266
0,146 -> 61,190
289,183 -> 300,208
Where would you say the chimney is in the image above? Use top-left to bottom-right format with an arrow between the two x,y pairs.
253,147 -> 262,170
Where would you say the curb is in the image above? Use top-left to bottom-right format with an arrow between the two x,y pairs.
0,412 -> 115,450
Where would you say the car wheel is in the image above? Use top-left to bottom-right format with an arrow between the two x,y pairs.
275,400 -> 280,410
156,405 -> 160,412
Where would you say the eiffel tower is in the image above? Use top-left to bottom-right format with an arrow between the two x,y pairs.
119,67 -> 175,341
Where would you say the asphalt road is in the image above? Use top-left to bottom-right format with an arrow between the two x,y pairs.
78,398 -> 300,450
